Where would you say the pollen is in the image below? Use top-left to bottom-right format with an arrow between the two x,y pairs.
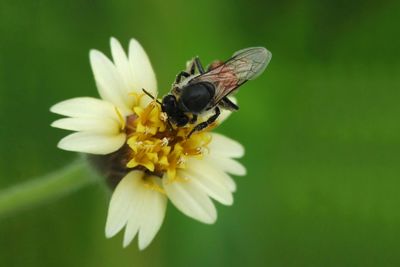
125,97 -> 212,183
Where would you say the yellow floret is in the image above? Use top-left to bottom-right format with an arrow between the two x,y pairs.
126,99 -> 212,182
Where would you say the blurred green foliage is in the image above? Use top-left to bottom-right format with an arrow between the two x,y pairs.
1,0 -> 400,266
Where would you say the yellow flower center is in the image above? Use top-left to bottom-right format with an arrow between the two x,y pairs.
125,96 -> 212,183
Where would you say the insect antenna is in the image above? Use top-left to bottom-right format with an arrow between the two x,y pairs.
142,88 -> 175,131
142,88 -> 162,105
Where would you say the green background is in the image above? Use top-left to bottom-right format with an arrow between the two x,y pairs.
1,0 -> 399,266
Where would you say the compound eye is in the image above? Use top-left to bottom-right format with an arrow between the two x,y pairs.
162,95 -> 177,106
162,95 -> 178,116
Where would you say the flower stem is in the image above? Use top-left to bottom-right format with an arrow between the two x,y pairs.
0,160 -> 96,218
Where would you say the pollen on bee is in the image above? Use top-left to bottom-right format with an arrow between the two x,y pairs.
161,137 -> 169,146
160,112 -> 168,122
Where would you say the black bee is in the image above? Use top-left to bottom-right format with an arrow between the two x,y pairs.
145,47 -> 272,137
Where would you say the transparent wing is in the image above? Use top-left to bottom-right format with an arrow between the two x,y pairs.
190,47 -> 271,105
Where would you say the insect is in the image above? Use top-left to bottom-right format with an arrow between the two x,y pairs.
145,47 -> 272,137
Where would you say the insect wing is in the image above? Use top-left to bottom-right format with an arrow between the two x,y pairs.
230,47 -> 272,80
191,47 -> 271,105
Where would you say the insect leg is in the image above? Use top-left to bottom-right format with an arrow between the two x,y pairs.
188,107 -> 220,137
175,71 -> 190,83
185,57 -> 205,75
166,119 -> 175,131
190,114 -> 198,124
185,59 -> 196,75
220,97 -> 239,111
194,57 -> 205,74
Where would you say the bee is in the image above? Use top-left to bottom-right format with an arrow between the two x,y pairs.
145,47 -> 272,137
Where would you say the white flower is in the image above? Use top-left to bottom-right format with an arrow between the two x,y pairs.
50,37 -> 246,250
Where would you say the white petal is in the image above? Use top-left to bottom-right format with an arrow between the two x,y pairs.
58,132 -> 125,154
105,171 -> 144,238
120,174 -> 167,249
138,176 -> 167,250
106,171 -> 167,250
128,39 -> 158,106
122,173 -> 146,247
110,38 -> 137,107
181,169 -> 233,206
90,50 -> 131,114
188,158 -> 238,193
50,97 -> 119,121
206,155 -> 247,176
123,215 -> 140,248
224,175 -> 237,193
110,38 -> 132,87
210,133 -> 245,158
51,117 -> 120,135
218,109 -> 232,124
163,175 -> 217,224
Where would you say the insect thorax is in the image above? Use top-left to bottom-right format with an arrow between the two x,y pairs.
179,82 -> 215,114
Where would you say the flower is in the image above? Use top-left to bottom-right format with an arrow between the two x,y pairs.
50,37 -> 246,250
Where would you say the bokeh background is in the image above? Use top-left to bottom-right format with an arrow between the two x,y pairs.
1,0 -> 399,266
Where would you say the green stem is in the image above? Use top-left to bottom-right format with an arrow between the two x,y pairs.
0,160 -> 96,218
